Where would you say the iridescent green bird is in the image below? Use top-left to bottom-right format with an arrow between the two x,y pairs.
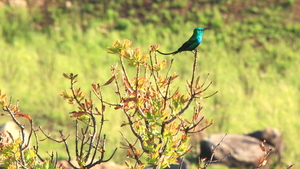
157,27 -> 211,55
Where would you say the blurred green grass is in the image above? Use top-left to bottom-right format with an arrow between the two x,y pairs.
1,1 -> 300,168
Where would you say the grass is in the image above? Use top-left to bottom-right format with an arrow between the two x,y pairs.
1,1 -> 300,168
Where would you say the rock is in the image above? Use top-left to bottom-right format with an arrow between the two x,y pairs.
246,128 -> 283,161
200,132 -> 278,169
0,121 -> 30,146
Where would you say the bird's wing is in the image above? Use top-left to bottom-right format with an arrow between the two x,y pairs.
177,39 -> 198,52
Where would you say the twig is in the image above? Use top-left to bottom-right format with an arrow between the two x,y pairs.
32,128 -> 45,162
5,108 -> 26,147
200,133 -> 230,169
5,107 -> 29,167
85,112 -> 97,161
255,147 -> 274,169
120,132 -> 144,165
122,109 -> 148,152
209,133 -> 228,163
119,56 -> 134,93
165,59 -> 174,79
190,49 -> 198,94
58,130 -> 78,169
149,49 -> 167,98
39,126 -> 69,143
75,120 -> 79,160
164,95 -> 195,124
88,98 -> 107,167
89,148 -> 117,168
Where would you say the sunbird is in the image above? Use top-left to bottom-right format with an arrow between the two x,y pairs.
157,27 -> 211,55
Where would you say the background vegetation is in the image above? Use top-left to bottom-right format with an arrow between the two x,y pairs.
0,0 -> 299,168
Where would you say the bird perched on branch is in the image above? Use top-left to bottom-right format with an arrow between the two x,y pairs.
157,27 -> 211,55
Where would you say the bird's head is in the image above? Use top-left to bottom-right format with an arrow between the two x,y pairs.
194,27 -> 211,36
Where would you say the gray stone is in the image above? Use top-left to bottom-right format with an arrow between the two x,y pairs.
199,128 -> 283,169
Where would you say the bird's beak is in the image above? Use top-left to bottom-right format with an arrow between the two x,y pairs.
203,27 -> 212,30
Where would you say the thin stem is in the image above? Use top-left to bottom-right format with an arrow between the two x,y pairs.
119,56 -> 134,92
59,130 -> 78,169
202,134 -> 229,168
5,107 -> 26,148
124,110 -> 148,153
89,148 -> 118,168
190,49 -> 198,94
69,77 -> 86,112
165,59 -> 174,79
164,95 -> 195,124
149,49 -> 165,98
85,112 -> 97,161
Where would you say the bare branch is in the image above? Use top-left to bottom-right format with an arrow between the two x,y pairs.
39,126 -> 69,143
190,49 -> 198,93
200,133 -> 230,169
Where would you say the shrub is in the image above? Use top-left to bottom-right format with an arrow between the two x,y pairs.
0,39 -> 215,169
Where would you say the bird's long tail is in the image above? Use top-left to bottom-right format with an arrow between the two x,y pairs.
157,50 -> 178,55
